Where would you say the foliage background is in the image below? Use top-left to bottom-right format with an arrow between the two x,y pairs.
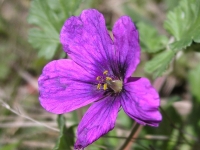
0,0 -> 200,149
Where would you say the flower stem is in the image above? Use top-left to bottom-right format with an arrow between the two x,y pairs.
118,122 -> 143,150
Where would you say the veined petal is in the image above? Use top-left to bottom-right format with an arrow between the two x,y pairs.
75,97 -> 120,149
38,59 -> 103,114
121,77 -> 162,127
60,9 -> 115,75
112,16 -> 140,81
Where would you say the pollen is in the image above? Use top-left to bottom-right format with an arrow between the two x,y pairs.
103,83 -> 108,90
97,84 -> 101,89
106,77 -> 112,81
96,70 -> 122,92
103,70 -> 108,75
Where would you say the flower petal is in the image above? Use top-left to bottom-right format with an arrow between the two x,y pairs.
112,16 -> 140,80
38,59 -> 103,114
121,77 -> 162,126
75,97 -> 120,149
60,9 -> 115,74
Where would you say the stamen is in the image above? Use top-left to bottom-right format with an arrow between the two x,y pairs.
103,83 -> 108,90
97,84 -> 101,89
103,70 -> 108,75
96,70 -> 123,93
106,80 -> 123,93
106,77 -> 112,81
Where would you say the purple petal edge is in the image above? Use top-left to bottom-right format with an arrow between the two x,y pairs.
38,59 -> 103,114
112,16 -> 140,81
75,96 -> 121,149
122,77 -> 162,127
60,9 -> 115,75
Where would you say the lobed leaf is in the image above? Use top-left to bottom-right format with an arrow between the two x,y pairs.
27,0 -> 81,59
144,50 -> 175,78
137,22 -> 168,53
164,0 -> 200,50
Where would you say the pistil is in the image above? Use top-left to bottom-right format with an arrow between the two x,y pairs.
96,70 -> 123,93
106,80 -> 123,93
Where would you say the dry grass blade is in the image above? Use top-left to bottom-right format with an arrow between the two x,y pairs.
0,98 -> 59,132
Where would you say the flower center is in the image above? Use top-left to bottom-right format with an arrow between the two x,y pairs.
96,70 -> 123,93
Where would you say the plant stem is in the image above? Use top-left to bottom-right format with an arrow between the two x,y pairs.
118,122 -> 143,150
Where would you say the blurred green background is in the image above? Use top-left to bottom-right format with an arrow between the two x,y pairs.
0,0 -> 200,150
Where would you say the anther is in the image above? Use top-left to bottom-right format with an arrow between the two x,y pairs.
96,76 -> 101,80
97,84 -> 101,89
103,70 -> 108,75
106,77 -> 112,81
103,83 -> 108,90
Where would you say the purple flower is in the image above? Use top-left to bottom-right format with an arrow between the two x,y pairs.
38,9 -> 162,149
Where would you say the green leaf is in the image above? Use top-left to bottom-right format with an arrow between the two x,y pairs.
59,0 -> 82,17
164,0 -> 180,10
28,28 -> 59,59
123,2 -> 152,25
28,0 -> 81,59
188,64 -> 200,102
0,142 -> 20,150
145,50 -> 175,77
137,22 -> 168,53
164,0 -> 200,50
53,115 -> 75,150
